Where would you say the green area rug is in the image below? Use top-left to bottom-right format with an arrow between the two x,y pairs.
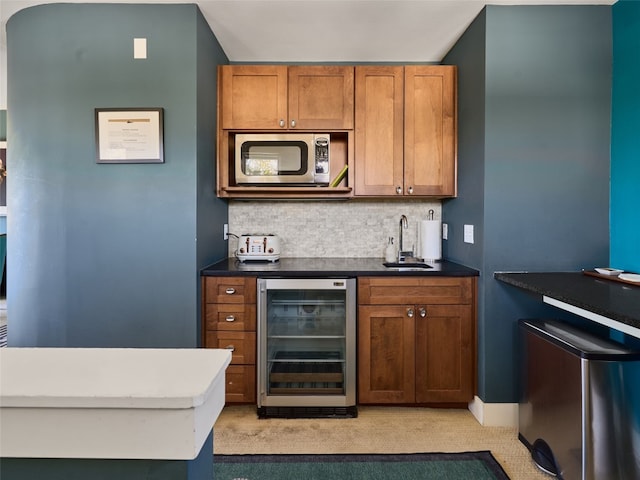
213,451 -> 510,479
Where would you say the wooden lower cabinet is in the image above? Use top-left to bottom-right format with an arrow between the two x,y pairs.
358,305 -> 416,403
202,276 -> 257,403
201,274 -> 476,406
358,277 -> 476,405
225,365 -> 256,404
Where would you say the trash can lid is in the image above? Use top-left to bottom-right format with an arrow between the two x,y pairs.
520,319 -> 640,360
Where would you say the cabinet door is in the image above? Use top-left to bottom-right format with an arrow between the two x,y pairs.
225,365 -> 257,403
404,65 -> 457,196
415,304 -> 474,403
287,66 -> 354,130
354,66 -> 404,196
220,65 -> 288,129
358,305 -> 415,403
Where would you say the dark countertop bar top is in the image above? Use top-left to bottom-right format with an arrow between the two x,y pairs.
495,271 -> 640,332
201,257 -> 479,278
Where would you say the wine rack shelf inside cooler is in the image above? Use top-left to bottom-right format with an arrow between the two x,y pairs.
268,351 -> 345,394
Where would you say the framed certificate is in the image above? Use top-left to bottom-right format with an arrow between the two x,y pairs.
95,108 -> 164,163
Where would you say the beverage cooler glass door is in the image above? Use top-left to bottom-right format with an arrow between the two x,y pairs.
257,278 -> 356,408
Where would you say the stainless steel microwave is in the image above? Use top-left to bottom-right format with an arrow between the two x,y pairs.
235,133 -> 330,185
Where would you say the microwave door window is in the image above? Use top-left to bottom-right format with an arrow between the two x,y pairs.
241,142 -> 308,177
277,145 -> 307,174
244,153 -> 278,176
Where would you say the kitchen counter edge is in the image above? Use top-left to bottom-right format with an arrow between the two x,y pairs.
495,271 -> 640,331
201,257 -> 479,278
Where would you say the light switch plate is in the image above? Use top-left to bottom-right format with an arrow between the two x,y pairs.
134,38 -> 147,59
464,224 -> 474,244
442,223 -> 448,240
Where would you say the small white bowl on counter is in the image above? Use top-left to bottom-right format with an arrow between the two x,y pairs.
594,267 -> 624,276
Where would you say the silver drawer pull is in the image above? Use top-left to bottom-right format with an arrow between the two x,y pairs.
225,287 -> 236,295
396,186 -> 402,194
225,315 -> 236,322
407,308 -> 414,318
224,345 -> 235,352
419,307 -> 427,318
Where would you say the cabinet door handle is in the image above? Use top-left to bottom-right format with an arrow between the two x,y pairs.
225,287 -> 236,295
224,345 -> 235,352
408,186 -> 414,194
419,307 -> 427,318
407,308 -> 414,318
279,119 -> 285,128
290,119 -> 296,128
225,315 -> 236,322
396,186 -> 402,194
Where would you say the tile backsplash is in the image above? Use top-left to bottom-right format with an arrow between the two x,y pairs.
228,200 -> 441,258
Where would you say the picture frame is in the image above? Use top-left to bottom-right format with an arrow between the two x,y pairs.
95,108 -> 164,163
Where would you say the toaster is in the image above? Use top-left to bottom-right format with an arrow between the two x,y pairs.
236,234 -> 281,262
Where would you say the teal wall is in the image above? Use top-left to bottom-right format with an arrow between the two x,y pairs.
7,4 -> 228,347
443,5 -> 612,403
611,0 -> 640,273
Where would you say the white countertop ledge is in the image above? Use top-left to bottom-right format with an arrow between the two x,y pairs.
0,347 -> 232,459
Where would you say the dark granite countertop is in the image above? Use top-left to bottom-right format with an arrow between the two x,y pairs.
201,257 -> 479,278
495,271 -> 640,331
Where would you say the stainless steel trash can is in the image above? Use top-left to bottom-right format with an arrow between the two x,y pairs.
519,319 -> 640,480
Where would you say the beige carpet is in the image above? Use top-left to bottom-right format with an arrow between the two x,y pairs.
213,405 -> 548,480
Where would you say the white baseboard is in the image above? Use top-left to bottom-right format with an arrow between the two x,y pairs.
468,396 -> 519,427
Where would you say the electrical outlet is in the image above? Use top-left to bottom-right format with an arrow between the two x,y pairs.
442,223 -> 448,240
223,223 -> 229,240
464,224 -> 474,244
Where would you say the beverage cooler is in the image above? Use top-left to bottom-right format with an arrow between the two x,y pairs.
257,278 -> 357,418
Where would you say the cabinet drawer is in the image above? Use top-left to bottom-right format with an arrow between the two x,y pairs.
358,277 -> 474,305
205,303 -> 256,331
225,365 -> 256,403
204,277 -> 256,304
205,331 -> 256,365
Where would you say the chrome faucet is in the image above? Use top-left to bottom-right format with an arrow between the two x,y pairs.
398,215 -> 413,262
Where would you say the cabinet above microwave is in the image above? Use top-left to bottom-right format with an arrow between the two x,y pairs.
219,65 -> 354,131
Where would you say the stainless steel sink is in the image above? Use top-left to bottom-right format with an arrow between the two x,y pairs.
383,261 -> 433,270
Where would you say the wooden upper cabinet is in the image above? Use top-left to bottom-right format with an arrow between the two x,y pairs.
220,65 -> 288,130
404,65 -> 457,197
220,65 -> 354,130
354,65 -> 457,197
354,66 -> 404,196
288,66 -> 354,130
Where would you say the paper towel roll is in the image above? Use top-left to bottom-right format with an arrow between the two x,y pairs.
420,219 -> 442,261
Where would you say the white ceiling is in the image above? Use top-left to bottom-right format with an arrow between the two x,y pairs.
0,0 -> 617,107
